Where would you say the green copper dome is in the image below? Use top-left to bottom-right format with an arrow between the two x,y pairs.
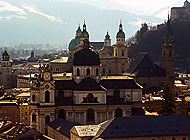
81,31 -> 89,38
76,26 -> 81,32
116,23 -> 125,38
80,21 -> 89,38
68,37 -> 80,50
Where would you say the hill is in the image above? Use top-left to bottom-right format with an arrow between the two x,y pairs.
129,20 -> 190,72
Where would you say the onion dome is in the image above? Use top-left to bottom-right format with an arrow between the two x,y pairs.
2,50 -> 9,61
73,39 -> 100,66
68,37 -> 80,50
28,51 -> 38,62
105,31 -> 110,40
80,21 -> 89,39
116,22 -> 125,38
76,25 -> 81,32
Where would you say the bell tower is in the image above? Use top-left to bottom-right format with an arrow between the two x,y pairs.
162,14 -> 175,86
30,64 -> 55,134
113,20 -> 128,58
1,50 -> 12,89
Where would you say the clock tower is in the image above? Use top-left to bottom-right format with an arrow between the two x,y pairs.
30,64 -> 55,134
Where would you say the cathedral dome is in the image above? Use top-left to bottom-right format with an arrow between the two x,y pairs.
73,39 -> 100,66
28,51 -> 38,62
68,37 -> 80,50
116,23 -> 125,38
116,30 -> 125,38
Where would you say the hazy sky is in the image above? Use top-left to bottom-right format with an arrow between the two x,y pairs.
66,0 -> 183,15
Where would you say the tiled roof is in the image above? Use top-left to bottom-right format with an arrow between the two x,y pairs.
98,116 -> 190,138
74,77 -> 106,91
73,125 -> 101,137
99,79 -> 142,89
48,118 -> 79,138
50,57 -> 73,63
126,53 -> 166,77
90,42 -> 104,51
55,79 -> 77,90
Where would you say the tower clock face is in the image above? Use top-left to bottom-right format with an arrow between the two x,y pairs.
44,73 -> 50,80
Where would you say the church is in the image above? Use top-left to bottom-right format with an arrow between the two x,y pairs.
30,15 -> 174,135
29,22 -> 144,134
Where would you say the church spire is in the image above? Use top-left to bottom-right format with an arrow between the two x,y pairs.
83,19 -> 86,31
119,19 -> 123,31
165,12 -> 173,39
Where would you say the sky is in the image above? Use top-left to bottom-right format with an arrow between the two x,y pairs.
65,0 -> 183,15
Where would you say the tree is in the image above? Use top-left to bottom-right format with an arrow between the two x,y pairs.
158,82 -> 175,115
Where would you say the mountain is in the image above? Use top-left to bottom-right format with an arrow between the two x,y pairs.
0,0 -> 164,47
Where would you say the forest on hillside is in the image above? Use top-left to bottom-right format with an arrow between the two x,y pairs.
128,20 -> 190,72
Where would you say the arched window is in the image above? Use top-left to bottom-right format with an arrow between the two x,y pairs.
32,114 -> 36,122
87,93 -> 94,103
86,68 -> 90,76
45,115 -> 50,124
96,68 -> 99,76
103,68 -> 105,74
115,108 -> 123,117
122,69 -> 125,73
58,109 -> 66,119
169,50 -> 172,57
86,108 -> 95,122
109,69 -> 111,74
77,68 -> 80,76
32,94 -> 35,102
45,91 -> 50,103
122,51 -> 124,56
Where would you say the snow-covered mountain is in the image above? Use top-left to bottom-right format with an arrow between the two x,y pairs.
0,0 -> 164,47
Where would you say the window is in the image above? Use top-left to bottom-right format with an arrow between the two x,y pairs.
45,91 -> 50,103
77,68 -> 80,76
45,115 -> 50,124
25,112 -> 27,115
86,68 -> 90,76
115,108 -> 123,117
56,67 -> 60,72
169,50 -> 172,57
122,51 -> 124,56
109,69 -> 111,74
103,68 -> 105,74
122,69 -> 125,73
32,94 -> 35,102
58,109 -> 66,119
86,108 -> 95,122
32,114 -> 36,122
87,93 -> 94,103
115,51 -> 117,56
96,68 -> 99,76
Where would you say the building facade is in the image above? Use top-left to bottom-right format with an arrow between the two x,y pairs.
171,0 -> 190,21
30,38 -> 143,134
